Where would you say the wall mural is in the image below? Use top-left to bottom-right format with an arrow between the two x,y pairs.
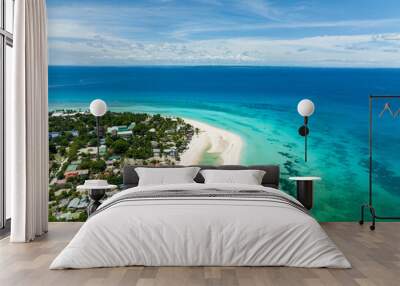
47,0 -> 400,222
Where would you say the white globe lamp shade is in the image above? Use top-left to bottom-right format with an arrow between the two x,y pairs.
297,99 -> 315,117
90,99 -> 107,117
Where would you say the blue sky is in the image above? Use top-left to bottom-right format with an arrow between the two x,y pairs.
47,0 -> 400,67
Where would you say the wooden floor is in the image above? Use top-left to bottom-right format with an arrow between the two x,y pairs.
0,222 -> 399,286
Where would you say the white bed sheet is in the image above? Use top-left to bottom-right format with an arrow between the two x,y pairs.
50,183 -> 350,269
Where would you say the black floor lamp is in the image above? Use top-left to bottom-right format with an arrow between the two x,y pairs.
297,99 -> 315,162
89,99 -> 107,160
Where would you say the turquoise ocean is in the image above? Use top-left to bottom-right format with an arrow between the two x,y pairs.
49,66 -> 400,221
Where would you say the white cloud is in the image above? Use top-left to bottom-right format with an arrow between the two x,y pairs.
48,28 -> 400,67
169,18 -> 400,40
46,2 -> 400,67
48,20 -> 98,40
234,0 -> 282,20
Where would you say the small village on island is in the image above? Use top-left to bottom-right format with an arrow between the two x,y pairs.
48,110 -> 197,222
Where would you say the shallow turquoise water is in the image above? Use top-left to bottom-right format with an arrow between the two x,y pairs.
49,66 -> 400,221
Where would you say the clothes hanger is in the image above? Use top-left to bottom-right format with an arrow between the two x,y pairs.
379,102 -> 394,118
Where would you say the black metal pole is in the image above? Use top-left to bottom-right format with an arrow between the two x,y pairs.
360,95 -> 400,230
305,116 -> 308,162
96,116 -> 100,160
305,132 -> 307,162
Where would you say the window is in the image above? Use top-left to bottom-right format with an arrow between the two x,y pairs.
0,0 -> 14,231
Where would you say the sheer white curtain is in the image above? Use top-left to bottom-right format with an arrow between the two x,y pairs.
8,0 -> 49,242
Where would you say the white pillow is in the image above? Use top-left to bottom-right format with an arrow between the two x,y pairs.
136,167 -> 200,186
200,169 -> 266,185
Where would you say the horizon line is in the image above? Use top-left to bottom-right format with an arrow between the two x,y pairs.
48,64 -> 400,70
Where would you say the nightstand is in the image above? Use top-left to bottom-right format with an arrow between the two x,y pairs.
289,177 -> 321,210
77,180 -> 117,215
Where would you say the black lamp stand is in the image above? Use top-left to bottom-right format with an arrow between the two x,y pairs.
298,116 -> 310,162
96,116 -> 100,160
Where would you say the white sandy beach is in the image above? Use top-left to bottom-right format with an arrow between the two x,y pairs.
179,118 -> 244,165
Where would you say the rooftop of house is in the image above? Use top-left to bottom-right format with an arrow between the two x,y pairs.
66,164 -> 78,172
108,123 -> 135,133
128,122 -> 136,130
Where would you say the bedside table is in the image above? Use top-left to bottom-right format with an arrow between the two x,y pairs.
77,180 -> 117,215
289,177 -> 321,210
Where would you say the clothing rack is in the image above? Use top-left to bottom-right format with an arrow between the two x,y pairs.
360,95 -> 400,230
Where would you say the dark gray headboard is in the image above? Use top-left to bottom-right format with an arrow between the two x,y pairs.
122,165 -> 280,189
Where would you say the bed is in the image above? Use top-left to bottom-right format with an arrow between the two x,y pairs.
50,165 -> 350,269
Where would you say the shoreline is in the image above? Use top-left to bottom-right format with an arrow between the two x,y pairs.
49,108 -> 244,165
179,118 -> 243,165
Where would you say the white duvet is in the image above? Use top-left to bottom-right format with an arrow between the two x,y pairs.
50,183 -> 351,269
